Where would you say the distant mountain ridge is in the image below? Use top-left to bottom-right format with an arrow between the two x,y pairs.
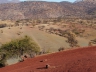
0,1 -> 96,20
75,0 -> 96,2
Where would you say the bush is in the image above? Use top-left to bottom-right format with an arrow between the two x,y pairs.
0,35 -> 40,66
0,24 -> 7,28
58,47 -> 64,51
66,31 -> 79,47
1,30 -> 3,33
0,52 -> 6,67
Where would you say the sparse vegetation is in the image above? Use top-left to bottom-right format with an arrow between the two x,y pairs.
89,39 -> 96,46
0,16 -> 95,67
66,31 -> 79,47
0,24 -> 6,28
0,1 -> 96,71
58,47 -> 65,51
0,35 -> 40,67
1,30 -> 3,33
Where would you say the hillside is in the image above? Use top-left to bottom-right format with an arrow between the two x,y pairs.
0,25 -> 91,53
0,1 -> 96,20
76,0 -> 96,2
0,46 -> 96,72
0,0 -> 96,71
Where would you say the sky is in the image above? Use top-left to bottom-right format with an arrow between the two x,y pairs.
20,0 -> 76,2
0,0 -> 76,4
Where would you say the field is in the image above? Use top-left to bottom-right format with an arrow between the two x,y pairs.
0,0 -> 96,71
0,19 -> 96,65
0,24 -> 95,52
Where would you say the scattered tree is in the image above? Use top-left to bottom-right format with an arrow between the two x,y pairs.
0,35 -> 40,67
66,31 -> 79,47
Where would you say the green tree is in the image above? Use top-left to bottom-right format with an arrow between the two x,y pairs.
0,35 -> 40,66
66,31 -> 79,47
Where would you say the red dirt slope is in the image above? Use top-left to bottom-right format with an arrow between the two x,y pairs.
0,46 -> 96,72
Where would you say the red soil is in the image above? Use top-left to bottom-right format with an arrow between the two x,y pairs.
0,46 -> 96,72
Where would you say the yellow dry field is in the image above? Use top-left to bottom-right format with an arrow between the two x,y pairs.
0,25 -> 95,52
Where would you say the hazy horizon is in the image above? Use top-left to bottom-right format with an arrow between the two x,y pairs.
20,0 -> 75,2
0,0 -> 76,3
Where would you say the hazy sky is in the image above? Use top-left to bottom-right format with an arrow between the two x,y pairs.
20,0 -> 76,2
0,0 -> 76,4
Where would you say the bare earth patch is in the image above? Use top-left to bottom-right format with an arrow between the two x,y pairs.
0,46 -> 96,72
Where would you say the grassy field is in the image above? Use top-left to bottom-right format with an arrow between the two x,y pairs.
0,19 -> 96,65
0,19 -> 96,52
0,25 -> 94,52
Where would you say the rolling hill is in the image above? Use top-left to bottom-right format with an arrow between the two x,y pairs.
0,1 -> 96,20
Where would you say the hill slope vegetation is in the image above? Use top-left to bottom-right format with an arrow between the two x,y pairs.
0,1 -> 96,20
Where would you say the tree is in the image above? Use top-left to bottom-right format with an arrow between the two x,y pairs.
66,31 -> 79,47
0,35 -> 40,66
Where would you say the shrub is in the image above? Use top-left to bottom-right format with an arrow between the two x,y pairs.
0,24 -> 7,28
1,30 -> 3,33
20,27 -> 22,29
58,47 -> 64,51
66,31 -> 79,47
0,35 -> 40,66
0,52 -> 6,67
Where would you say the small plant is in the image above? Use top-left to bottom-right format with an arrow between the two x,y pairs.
58,47 -> 64,51
46,48 -> 51,53
1,30 -> 3,33
20,27 -> 22,29
88,42 -> 93,46
8,27 -> 10,29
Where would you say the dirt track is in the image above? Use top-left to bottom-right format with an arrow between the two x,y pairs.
0,46 -> 96,72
